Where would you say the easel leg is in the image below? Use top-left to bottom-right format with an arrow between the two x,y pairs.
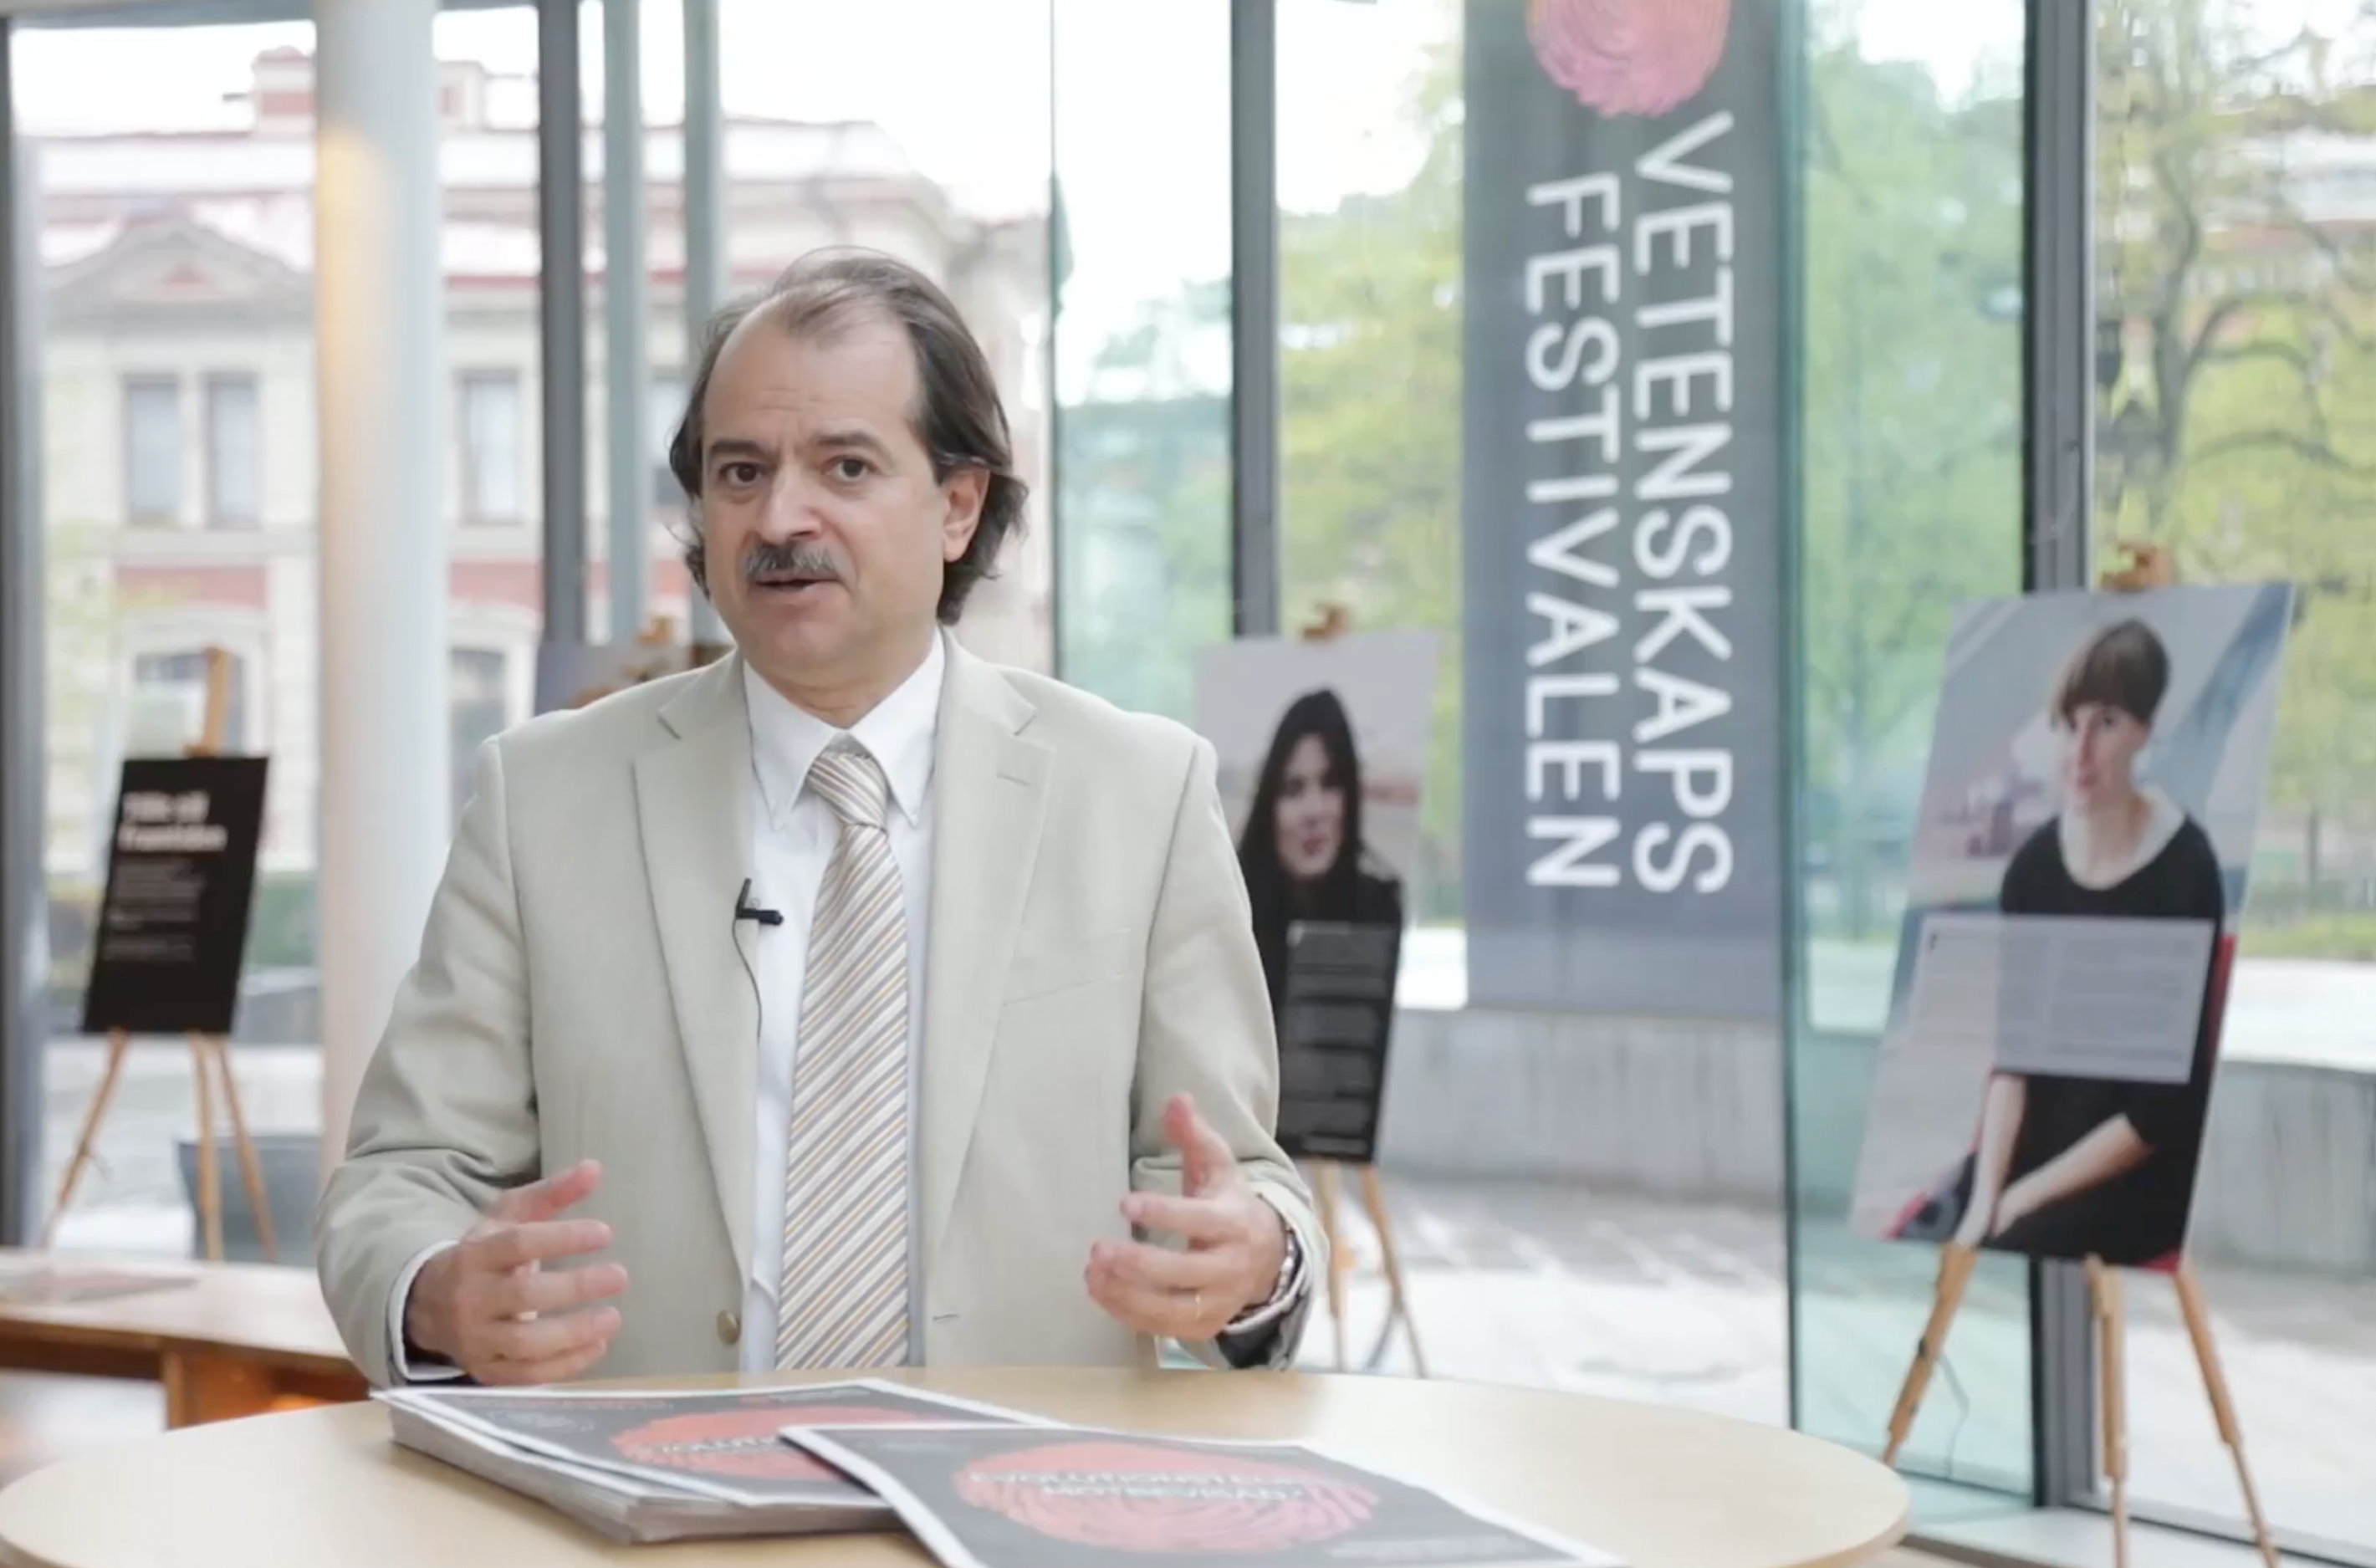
187,1035 -> 224,1263
40,1029 -> 133,1249
201,1036 -> 277,1262
1883,1244 -> 1978,1465
2174,1262 -> 2281,1568
1357,1165 -> 1426,1378
2087,1258 -> 2128,1568
1312,1162 -> 1348,1369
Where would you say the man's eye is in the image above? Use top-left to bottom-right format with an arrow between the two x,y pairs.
718,462 -> 760,486
830,457 -> 871,482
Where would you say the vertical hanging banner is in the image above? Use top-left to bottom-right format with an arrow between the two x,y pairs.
1460,0 -> 1785,1019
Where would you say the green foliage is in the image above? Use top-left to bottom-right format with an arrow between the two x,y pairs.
1276,16 -> 1466,920
1796,31 -> 2028,935
2093,0 -> 2376,920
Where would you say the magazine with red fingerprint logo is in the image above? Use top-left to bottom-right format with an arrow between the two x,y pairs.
379,1378 -> 1051,1508
783,1423 -> 1622,1568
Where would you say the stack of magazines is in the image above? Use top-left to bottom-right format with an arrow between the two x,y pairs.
381,1378 -> 1620,1565
377,1379 -> 1050,1544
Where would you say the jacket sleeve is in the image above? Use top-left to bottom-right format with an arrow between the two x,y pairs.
1127,733 -> 1325,1371
313,738 -> 543,1387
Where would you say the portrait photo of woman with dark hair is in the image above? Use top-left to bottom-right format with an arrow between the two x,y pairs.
1941,616 -> 2229,1265
1235,688 -> 1408,1015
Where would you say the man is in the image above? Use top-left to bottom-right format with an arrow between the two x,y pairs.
315,248 -> 1321,1387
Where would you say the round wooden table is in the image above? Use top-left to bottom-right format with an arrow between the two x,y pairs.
0,1369 -> 1908,1568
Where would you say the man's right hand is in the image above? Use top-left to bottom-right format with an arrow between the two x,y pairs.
403,1160 -> 627,1385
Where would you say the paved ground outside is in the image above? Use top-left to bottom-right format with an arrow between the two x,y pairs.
36,1039 -> 2376,1553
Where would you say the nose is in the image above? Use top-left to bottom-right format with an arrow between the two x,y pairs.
757,472 -> 829,538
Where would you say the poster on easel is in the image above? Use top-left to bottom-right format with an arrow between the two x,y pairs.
1848,581 -> 2293,1270
534,617 -> 720,716
1193,628 -> 1439,1166
79,754 -> 269,1039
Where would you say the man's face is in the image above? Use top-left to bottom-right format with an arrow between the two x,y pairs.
695,309 -> 984,694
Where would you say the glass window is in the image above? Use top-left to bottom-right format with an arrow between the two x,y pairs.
1050,0 -> 1228,714
20,5 -> 547,1262
204,373 -> 262,529
122,375 -> 181,526
649,371 -> 683,509
459,369 -> 524,524
449,647 -> 512,824
2092,0 -> 2376,1554
1277,0 -> 1463,925
672,1 -> 1052,669
1787,0 -> 2034,1516
126,650 -> 248,758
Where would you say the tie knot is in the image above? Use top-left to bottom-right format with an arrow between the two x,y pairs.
808,741 -> 889,830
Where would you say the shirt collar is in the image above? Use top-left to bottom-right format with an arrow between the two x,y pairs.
743,631 -> 944,833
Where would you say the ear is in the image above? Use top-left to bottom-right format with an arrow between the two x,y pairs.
941,465 -> 989,564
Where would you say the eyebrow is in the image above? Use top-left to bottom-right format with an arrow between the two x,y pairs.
704,436 -> 776,467
703,428 -> 897,467
812,426 -> 896,462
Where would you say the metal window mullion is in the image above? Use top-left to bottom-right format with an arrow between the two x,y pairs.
537,0 -> 588,645
1227,0 -> 1280,639
2023,0 -> 2101,1510
0,17 -> 45,1248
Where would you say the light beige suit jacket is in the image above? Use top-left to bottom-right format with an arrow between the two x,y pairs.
315,640 -> 1322,1387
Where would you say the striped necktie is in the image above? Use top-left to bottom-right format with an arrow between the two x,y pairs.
775,739 -> 910,1369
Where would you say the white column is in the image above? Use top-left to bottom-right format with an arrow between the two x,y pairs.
313,0 -> 448,1175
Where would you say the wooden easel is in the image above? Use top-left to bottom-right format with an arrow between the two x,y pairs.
1883,1251 -> 2271,1568
42,647 -> 277,1264
1881,538 -> 2276,1568
1293,603 -> 1427,1377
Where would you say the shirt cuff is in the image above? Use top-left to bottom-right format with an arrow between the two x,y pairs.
387,1239 -> 467,1383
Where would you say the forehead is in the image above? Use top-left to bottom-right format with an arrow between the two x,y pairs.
703,304 -> 922,441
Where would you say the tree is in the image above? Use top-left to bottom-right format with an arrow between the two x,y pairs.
2093,0 -> 2376,933
1796,21 -> 2029,936
1269,0 -> 2034,935
1275,15 -> 1465,919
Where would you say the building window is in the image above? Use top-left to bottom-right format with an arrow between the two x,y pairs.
203,374 -> 262,529
450,647 -> 511,821
127,649 -> 248,756
459,370 -> 524,524
650,373 -> 685,508
123,375 -> 181,526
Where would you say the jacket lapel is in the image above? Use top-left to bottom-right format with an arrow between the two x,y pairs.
921,643 -> 1048,1267
632,655 -> 760,1283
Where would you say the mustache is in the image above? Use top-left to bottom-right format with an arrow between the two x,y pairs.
741,539 -> 843,583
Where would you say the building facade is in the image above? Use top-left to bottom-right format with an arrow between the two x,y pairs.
33,48 -> 1050,957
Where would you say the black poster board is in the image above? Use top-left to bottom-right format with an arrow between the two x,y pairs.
1275,920 -> 1401,1164
79,756 -> 268,1038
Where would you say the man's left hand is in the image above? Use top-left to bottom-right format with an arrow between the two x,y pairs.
1085,1093 -> 1287,1342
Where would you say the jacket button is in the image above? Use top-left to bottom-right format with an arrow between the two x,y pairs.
717,1310 -> 741,1346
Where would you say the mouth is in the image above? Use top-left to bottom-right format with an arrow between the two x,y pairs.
749,574 -> 838,601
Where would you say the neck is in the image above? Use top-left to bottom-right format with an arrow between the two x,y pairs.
2075,789 -> 2148,861
755,626 -> 936,729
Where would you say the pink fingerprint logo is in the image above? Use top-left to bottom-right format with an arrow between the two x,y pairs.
1526,0 -> 1731,118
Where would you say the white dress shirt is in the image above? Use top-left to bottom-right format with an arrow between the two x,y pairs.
735,632 -> 943,1371
389,631 -> 1297,1379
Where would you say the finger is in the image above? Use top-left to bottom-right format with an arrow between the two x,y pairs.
493,1160 -> 602,1225
479,1333 -> 616,1388
467,1218 -> 613,1274
483,1260 -> 629,1320
481,1303 -> 621,1369
1086,1263 -> 1237,1341
1163,1096 -> 1239,1197
1083,1262 -> 1203,1339
1122,1193 -> 1247,1246
1090,1239 -> 1235,1294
